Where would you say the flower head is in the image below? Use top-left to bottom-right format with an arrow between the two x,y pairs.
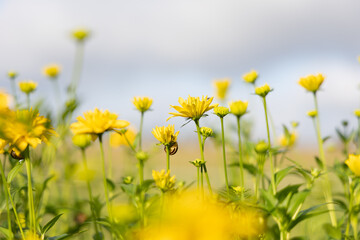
168,96 -> 218,121
70,108 -> 130,136
152,124 -> 179,146
214,106 -> 229,118
255,83 -> 271,97
110,127 -> 136,148
190,158 -> 205,168
72,28 -> 90,42
19,81 -> 37,94
152,169 -> 176,192
255,140 -> 269,154
72,134 -> 92,149
200,127 -> 213,139
307,110 -> 317,118
229,100 -> 248,117
345,154 -> 360,176
354,109 -> 360,118
243,70 -> 258,84
0,138 -> 7,154
132,97 -> 153,113
8,71 -> 17,79
298,74 -> 324,93
43,64 -> 61,78
213,79 -> 231,100
279,132 -> 297,148
0,91 -> 11,110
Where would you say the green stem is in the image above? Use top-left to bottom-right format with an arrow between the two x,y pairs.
0,156 -> 13,240
220,117 -> 229,195
280,229 -> 289,240
99,135 -> 113,223
197,167 -> 200,192
236,116 -> 245,198
357,117 -> 360,154
81,149 -> 100,235
25,148 -> 36,233
10,79 -> 18,109
313,93 -> 337,227
70,41 -> 84,97
139,112 -> 144,151
262,97 -> 276,194
138,160 -> 144,186
7,186 -> 25,240
26,94 -> 30,110
200,165 -> 204,199
166,145 -> 170,171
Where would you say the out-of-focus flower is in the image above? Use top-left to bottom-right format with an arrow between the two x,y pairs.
167,96 -> 218,121
279,132 -> 297,148
200,127 -> 213,139
25,232 -> 41,240
255,140 -> 269,154
43,64 -> 61,78
189,158 -> 205,168
213,106 -> 229,118
19,81 -> 37,94
229,100 -> 248,117
354,109 -> 360,118
132,96 -> 153,113
152,125 -> 179,146
213,79 -> 231,100
122,176 -> 134,184
112,204 -> 137,223
110,128 -> 136,148
152,169 -> 176,192
231,186 -> 245,195
0,138 -> 7,154
136,151 -> 149,161
243,70 -> 258,84
72,134 -> 92,149
291,121 -> 299,128
72,28 -> 90,42
77,167 -> 96,182
307,110 -> 317,118
70,108 -> 129,136
8,71 -> 17,79
345,154 -> 360,176
0,91 -> 11,110
255,83 -> 271,97
298,74 -> 324,93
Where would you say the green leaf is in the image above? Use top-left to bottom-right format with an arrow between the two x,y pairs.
276,184 -> 301,203
48,234 -> 71,240
322,136 -> 331,143
275,166 -> 294,186
336,128 -> 346,142
322,223 -> 342,239
260,189 -> 277,211
288,210 -> 328,230
106,178 -> 115,192
7,160 -> 24,184
314,156 -> 324,169
0,227 -> 13,239
287,190 -> 310,217
41,213 -> 63,234
243,163 -> 258,176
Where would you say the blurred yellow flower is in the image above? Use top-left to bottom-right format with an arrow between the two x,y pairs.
354,109 -> 360,118
243,70 -> 258,84
132,96 -> 153,113
110,127 -> 136,148
25,232 -> 40,240
70,108 -> 130,136
0,138 -> 7,154
200,127 -> 213,139
77,167 -> 96,182
112,204 -> 137,223
229,100 -> 248,117
279,132 -> 297,148
152,124 -> 179,146
152,169 -> 176,192
8,71 -> 17,79
72,134 -> 92,149
19,81 -> 37,94
307,110 -> 317,118
255,140 -> 269,154
72,28 -> 90,41
213,106 -> 229,118
43,64 -> 61,78
168,95 -> 218,121
0,91 -> 11,110
298,73 -> 324,93
255,83 -> 271,97
213,79 -> 231,100
3,109 -> 55,152
345,154 -> 360,176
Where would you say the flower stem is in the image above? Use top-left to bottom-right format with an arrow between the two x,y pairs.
0,156 -> 13,240
200,165 -> 204,199
26,94 -> 30,110
357,117 -> 360,154
262,97 -> 276,194
98,135 -> 113,223
138,160 -> 144,186
236,116 -> 245,199
166,145 -> 170,171
10,79 -> 18,109
197,167 -> 200,192
81,149 -> 100,235
220,117 -> 230,196
313,93 -> 337,227
69,41 -> 84,97
139,112 -> 144,151
25,148 -> 36,233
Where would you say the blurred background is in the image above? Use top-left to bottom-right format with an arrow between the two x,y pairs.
1,0 -> 360,148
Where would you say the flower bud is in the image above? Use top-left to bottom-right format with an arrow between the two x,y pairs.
214,106 -> 229,118
72,134 -> 92,149
122,176 -> 134,184
200,127 -> 213,139
255,84 -> 271,97
255,140 -> 269,154
307,110 -> 317,118
136,151 -> 149,162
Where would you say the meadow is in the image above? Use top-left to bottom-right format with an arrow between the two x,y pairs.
1,29 -> 360,240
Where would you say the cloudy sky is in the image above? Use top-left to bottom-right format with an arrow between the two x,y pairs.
1,0 -> 360,147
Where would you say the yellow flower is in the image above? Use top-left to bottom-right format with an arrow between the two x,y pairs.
307,110 -> 317,118
298,74 -> 324,93
354,109 -> 360,118
42,64 -> 61,78
70,108 -> 130,136
213,79 -> 231,100
200,127 -> 213,138
213,106 -> 229,118
3,109 -> 55,153
0,91 -> 11,110
72,134 -> 92,149
19,81 -> 37,94
110,127 -> 136,148
0,138 -> 7,154
72,28 -> 90,42
132,96 -> 153,113
255,83 -> 271,97
255,140 -> 269,154
345,154 -> 360,176
25,232 -> 40,240
168,95 -> 218,121
152,124 -> 179,146
152,169 -> 176,192
112,204 -> 137,223
243,70 -> 258,84
8,71 -> 17,79
279,132 -> 297,148
229,100 -> 248,117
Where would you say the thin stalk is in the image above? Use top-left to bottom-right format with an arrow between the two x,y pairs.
280,229 -> 289,240
220,117 -> 229,195
10,79 -> 18,109
166,145 -> 170,171
138,160 -> 144,186
262,97 -> 276,194
52,77 -> 61,109
139,112 -> 144,151
7,186 -> 25,240
194,120 -> 212,195
25,148 -> 36,233
123,134 -> 136,153
197,167 -> 200,192
81,149 -> 100,235
200,165 -> 204,199
313,93 -> 337,227
357,117 -> 360,154
236,116 -> 245,198
69,42 -> 85,97
0,156 -> 13,240
26,94 -> 30,110
98,135 -> 113,223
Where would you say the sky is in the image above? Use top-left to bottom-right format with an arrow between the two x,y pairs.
1,0 -> 360,147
